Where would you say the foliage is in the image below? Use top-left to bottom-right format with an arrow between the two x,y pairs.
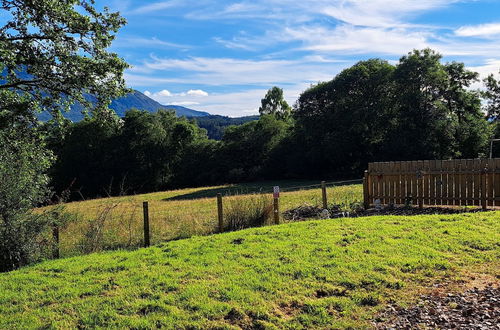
483,71 -> 500,120
291,49 -> 491,179
0,127 -> 54,271
42,49 -> 495,201
51,109 -> 209,199
222,194 -> 273,232
259,86 -> 292,120
0,212 -> 498,328
0,0 -> 128,120
192,115 -> 259,140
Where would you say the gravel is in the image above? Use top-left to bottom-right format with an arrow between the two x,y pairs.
376,285 -> 500,329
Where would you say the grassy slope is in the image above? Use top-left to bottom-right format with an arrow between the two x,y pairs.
1,212 -> 498,329
50,182 -> 362,257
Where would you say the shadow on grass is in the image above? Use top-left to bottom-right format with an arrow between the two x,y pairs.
163,180 -> 321,201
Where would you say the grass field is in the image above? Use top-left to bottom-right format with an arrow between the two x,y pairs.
0,211 -> 498,329
49,181 -> 363,257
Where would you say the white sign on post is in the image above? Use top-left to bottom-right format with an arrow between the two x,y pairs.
273,186 -> 280,198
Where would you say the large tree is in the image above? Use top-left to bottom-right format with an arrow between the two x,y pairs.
0,0 -> 128,270
0,0 -> 128,123
258,86 -> 292,120
483,71 -> 500,121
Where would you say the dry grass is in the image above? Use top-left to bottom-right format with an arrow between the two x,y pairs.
42,182 -> 363,257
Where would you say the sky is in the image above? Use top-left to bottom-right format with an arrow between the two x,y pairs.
97,0 -> 500,117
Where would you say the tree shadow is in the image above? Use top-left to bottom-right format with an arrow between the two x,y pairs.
163,180 -> 320,201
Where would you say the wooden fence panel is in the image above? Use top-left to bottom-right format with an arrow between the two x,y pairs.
364,158 -> 500,208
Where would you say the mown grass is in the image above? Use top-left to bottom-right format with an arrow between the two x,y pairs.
1,212 -> 498,329
47,181 -> 363,257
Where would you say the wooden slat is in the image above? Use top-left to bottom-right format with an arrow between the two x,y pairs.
459,159 -> 466,206
473,159 -> 481,206
429,160 -> 436,205
488,160 -> 495,207
423,160 -> 430,206
366,158 -> 500,208
442,160 -> 449,206
436,160 -> 443,205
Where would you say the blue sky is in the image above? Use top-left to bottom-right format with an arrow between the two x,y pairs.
98,0 -> 500,116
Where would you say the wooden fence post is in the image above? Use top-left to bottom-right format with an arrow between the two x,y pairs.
217,193 -> 224,232
321,181 -> 328,209
143,201 -> 150,247
273,197 -> 280,225
52,224 -> 60,259
363,171 -> 370,209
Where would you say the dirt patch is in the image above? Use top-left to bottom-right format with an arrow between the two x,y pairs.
283,204 -> 490,221
375,275 -> 500,329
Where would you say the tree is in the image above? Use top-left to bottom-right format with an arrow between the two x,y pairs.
391,49 -> 489,160
0,1 -> 128,270
293,59 -> 396,176
483,71 -> 500,120
0,0 -> 128,122
258,86 -> 292,119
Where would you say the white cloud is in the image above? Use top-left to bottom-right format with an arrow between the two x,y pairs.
128,56 -> 339,86
321,0 -> 458,28
127,1 -> 179,15
283,25 -> 430,55
170,101 -> 200,106
157,89 -> 173,97
113,36 -> 191,50
455,23 -> 500,37
186,89 -> 209,97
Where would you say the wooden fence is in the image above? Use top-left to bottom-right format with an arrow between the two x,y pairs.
363,159 -> 500,209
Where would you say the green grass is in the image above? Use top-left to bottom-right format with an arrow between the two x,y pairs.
1,212 -> 498,329
46,181 -> 363,257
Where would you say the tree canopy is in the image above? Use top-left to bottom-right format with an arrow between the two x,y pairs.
258,86 -> 292,120
0,0 -> 128,123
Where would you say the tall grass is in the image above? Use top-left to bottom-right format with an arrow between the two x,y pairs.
222,194 -> 273,232
43,183 -> 363,257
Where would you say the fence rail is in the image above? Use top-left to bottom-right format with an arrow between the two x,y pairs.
363,158 -> 500,209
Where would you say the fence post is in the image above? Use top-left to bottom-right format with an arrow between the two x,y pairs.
217,193 -> 224,232
273,197 -> 280,225
363,171 -> 370,209
143,201 -> 150,247
52,224 -> 60,259
321,181 -> 328,209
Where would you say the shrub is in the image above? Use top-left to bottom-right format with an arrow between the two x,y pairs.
0,127 -> 62,271
223,194 -> 273,232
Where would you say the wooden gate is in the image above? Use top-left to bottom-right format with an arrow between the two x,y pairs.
363,159 -> 500,209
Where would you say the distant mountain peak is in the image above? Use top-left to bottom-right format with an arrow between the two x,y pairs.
38,89 -> 211,122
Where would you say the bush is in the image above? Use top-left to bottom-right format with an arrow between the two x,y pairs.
0,127 -> 60,271
223,194 -> 273,232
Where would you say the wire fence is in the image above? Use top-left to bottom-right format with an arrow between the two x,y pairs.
49,179 -> 363,258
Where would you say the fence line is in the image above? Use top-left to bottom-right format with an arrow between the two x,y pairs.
364,158 -> 500,208
52,178 -> 363,258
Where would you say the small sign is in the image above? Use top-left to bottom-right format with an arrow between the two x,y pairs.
273,186 -> 280,198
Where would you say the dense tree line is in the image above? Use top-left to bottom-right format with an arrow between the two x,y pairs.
41,49 -> 499,201
192,115 -> 259,140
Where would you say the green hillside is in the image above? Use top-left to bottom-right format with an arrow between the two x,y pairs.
1,212 -> 498,329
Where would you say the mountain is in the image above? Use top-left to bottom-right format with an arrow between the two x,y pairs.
109,90 -> 211,118
38,90 -> 211,121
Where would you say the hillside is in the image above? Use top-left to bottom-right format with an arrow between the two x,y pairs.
37,90 -> 211,122
0,212 -> 498,328
193,114 -> 259,139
